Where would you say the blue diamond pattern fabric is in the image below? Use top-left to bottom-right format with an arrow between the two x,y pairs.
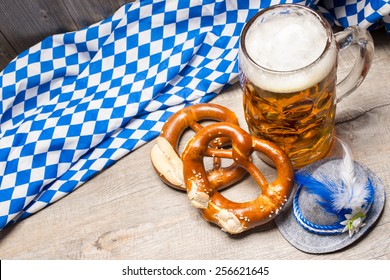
0,0 -> 389,230
321,0 -> 390,31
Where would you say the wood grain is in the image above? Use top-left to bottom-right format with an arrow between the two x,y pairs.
0,26 -> 389,259
0,0 -> 77,52
61,0 -> 124,29
0,31 -> 16,70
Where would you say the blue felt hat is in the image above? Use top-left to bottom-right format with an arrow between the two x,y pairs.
276,141 -> 386,254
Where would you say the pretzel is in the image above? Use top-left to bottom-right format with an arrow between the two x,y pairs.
150,104 -> 247,190
182,122 -> 294,234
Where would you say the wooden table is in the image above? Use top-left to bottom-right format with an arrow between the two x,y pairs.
0,29 -> 389,260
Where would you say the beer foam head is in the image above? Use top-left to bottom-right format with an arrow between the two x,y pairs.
239,6 -> 337,93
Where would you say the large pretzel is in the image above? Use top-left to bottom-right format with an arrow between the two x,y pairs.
182,122 -> 294,234
150,104 -> 247,190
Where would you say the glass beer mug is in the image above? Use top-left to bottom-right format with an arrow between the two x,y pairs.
239,4 -> 374,169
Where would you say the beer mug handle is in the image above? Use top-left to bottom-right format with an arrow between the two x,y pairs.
334,26 -> 374,103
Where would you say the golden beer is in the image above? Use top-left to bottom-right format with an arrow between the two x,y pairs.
242,65 -> 336,168
238,4 -> 373,168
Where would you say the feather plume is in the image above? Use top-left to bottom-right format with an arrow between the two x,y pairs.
295,171 -> 341,215
295,139 -> 374,217
332,139 -> 371,212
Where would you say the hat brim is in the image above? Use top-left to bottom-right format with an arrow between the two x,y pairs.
275,158 -> 386,254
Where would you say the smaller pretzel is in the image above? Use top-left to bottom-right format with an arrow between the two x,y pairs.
182,122 -> 294,234
150,104 -> 247,190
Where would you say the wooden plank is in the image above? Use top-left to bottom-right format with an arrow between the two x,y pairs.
62,0 -> 125,29
0,31 -> 17,71
0,0 -> 78,53
115,0 -> 132,7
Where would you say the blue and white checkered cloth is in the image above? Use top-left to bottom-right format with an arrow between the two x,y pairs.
1,0 -> 389,230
